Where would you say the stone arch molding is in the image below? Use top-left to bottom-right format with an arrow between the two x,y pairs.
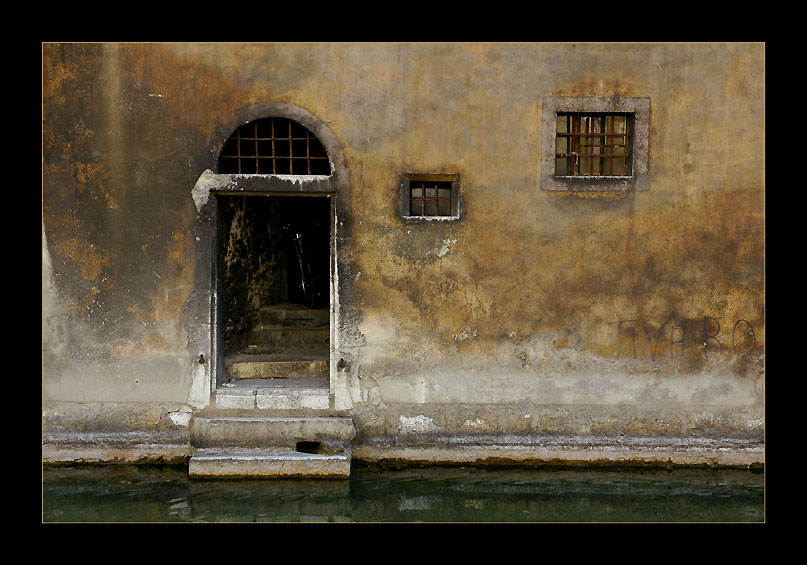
186,102 -> 352,408
192,102 -> 350,212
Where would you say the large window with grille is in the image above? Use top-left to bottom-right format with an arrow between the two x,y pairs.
217,117 -> 331,175
554,113 -> 633,177
541,96 -> 650,192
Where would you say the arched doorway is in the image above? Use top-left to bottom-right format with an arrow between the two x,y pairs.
187,103 -> 351,410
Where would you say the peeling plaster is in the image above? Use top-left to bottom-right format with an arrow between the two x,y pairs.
42,223 -> 67,359
437,238 -> 458,257
348,367 -> 384,406
464,417 -> 487,428
191,169 -> 217,212
453,326 -> 478,342
399,414 -> 440,434
230,173 -> 332,185
167,407 -> 192,426
192,170 -> 334,213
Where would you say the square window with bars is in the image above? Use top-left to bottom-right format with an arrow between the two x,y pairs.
218,117 -> 331,175
409,179 -> 454,217
554,113 -> 633,177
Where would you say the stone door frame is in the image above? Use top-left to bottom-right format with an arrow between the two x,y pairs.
186,102 -> 353,410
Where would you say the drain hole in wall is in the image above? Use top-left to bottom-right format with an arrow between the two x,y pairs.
296,441 -> 321,454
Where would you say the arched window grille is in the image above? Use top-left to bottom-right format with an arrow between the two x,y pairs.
217,117 -> 331,175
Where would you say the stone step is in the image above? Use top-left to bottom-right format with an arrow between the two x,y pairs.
245,325 -> 329,348
257,304 -> 329,327
228,359 -> 328,380
188,449 -> 351,478
191,413 -> 355,450
214,378 -> 331,410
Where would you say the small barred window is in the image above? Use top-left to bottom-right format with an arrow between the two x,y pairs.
410,180 -> 453,216
402,174 -> 460,220
217,117 -> 331,175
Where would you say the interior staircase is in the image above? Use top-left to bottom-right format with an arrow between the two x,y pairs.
189,303 -> 355,479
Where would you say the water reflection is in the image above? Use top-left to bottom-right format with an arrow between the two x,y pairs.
42,464 -> 764,523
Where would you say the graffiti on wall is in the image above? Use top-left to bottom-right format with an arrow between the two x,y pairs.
490,312 -> 760,369
608,314 -> 758,360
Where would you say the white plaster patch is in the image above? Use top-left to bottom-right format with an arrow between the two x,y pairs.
168,409 -> 192,427
192,171 -> 332,213
398,414 -> 440,434
437,238 -> 458,257
464,417 -> 487,428
453,326 -> 478,342
191,169 -> 217,212
230,173 -> 330,184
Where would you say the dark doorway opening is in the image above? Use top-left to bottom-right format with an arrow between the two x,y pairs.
216,194 -> 331,379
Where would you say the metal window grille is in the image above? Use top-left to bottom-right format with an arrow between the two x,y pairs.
554,113 -> 633,177
409,180 -> 453,217
217,117 -> 331,175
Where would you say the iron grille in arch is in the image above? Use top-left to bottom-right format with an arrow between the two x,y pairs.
217,117 -> 331,175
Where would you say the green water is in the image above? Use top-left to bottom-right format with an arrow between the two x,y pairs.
42,464 -> 764,523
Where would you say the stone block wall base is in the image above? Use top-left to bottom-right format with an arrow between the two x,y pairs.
188,450 -> 351,478
351,443 -> 765,468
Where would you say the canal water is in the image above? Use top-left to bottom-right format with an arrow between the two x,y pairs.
42,463 -> 764,523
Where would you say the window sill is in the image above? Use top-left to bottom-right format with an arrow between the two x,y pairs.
402,215 -> 461,222
542,174 -> 641,192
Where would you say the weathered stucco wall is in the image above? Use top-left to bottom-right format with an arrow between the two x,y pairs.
42,42 -> 764,462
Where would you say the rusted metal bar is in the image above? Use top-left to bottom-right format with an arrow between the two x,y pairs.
554,153 -> 633,159
557,132 -> 632,137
